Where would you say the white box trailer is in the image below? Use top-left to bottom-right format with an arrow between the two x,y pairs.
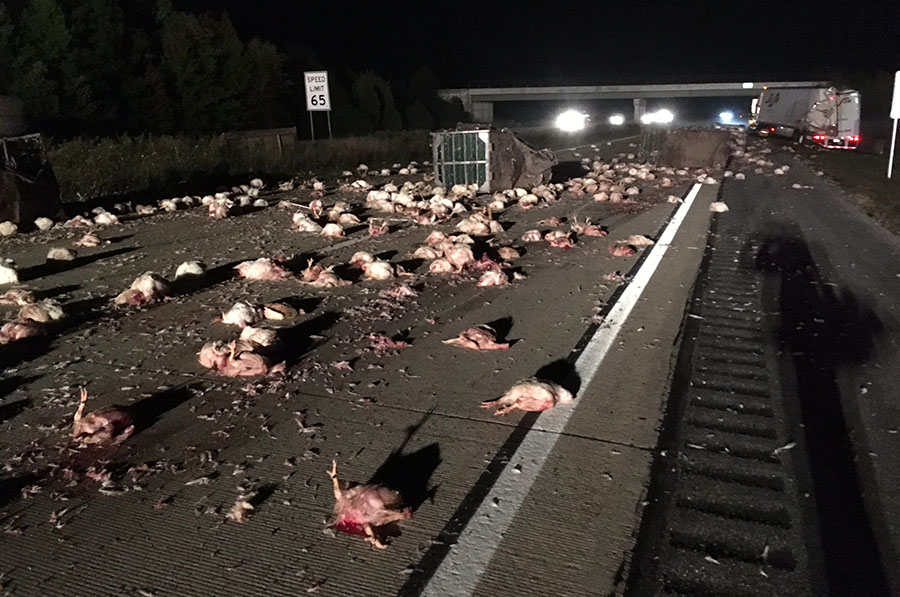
750,86 -> 860,149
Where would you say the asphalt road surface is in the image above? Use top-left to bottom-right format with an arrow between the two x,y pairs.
0,131 -> 897,596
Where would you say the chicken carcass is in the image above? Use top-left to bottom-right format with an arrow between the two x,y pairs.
262,302 -> 299,320
71,388 -> 135,446
326,460 -> 411,549
0,288 -> 36,306
234,258 -> 291,281
74,232 -> 102,247
238,326 -> 281,351
428,258 -> 454,274
481,378 -> 574,415
369,219 -> 389,237
496,247 -> 521,261
174,260 -> 206,279
349,251 -> 375,268
444,245 -> 475,272
476,270 -> 509,287
219,301 -> 263,328
197,341 -> 283,377
19,300 -> 64,323
47,247 -> 77,261
412,246 -> 441,260
609,244 -> 637,257
131,272 -> 171,298
0,320 -> 43,344
521,230 -> 542,243
369,333 -> 409,352
443,325 -> 509,350
624,234 -> 655,247
362,260 -> 394,281
322,223 -> 345,238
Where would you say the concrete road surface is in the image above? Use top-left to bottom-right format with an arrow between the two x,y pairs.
1,130 -> 897,596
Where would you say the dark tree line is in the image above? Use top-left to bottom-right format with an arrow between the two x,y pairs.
0,0 -> 467,137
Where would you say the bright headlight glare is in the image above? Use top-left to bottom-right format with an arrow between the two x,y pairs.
656,109 -> 674,123
608,114 -> 625,126
556,109 -> 587,132
719,111 -> 734,123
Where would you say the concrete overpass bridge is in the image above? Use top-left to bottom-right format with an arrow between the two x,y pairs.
437,81 -> 829,122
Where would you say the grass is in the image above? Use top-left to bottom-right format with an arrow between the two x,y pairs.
802,147 -> 900,234
48,130 -> 432,203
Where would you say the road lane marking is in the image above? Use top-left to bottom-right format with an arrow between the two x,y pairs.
554,134 -> 640,154
418,183 -> 703,597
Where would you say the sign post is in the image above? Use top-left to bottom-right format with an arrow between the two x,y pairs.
889,70 -> 900,178
304,71 -> 332,141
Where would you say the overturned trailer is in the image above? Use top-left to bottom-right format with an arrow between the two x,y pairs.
431,124 -> 557,192
0,96 -> 64,226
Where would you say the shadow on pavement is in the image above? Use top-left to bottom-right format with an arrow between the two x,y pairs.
280,311 -> 341,366
0,398 -> 31,424
0,472 -> 39,509
18,246 -> 137,281
535,358 -> 582,396
754,225 -> 889,596
368,411 -> 441,513
128,383 -> 199,435
169,260 -> 244,296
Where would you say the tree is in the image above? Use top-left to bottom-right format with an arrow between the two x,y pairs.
159,10 -> 246,133
11,0 -> 73,125
242,38 -> 289,128
404,100 -> 434,130
0,5 -> 14,92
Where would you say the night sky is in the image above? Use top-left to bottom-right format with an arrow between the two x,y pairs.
179,0 -> 900,86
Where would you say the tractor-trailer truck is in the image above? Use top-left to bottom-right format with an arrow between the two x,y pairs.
750,86 -> 860,149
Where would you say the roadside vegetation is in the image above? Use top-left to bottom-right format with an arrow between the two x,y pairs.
49,131 -> 432,203
802,147 -> 900,234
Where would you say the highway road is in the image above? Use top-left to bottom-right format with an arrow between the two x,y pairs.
0,130 -> 897,596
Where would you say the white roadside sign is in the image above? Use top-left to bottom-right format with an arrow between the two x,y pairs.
304,71 -> 331,111
889,70 -> 900,178
891,70 -> 900,119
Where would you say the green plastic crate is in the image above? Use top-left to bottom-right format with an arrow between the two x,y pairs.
431,128 -> 491,192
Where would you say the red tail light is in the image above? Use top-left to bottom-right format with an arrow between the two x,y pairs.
848,135 -> 860,142
813,134 -> 826,140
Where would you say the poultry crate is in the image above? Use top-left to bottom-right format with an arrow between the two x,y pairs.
431,127 -> 491,192
431,125 -> 557,194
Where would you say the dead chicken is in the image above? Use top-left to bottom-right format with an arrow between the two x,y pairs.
496,246 -> 521,261
609,244 -> 637,257
0,320 -> 44,344
361,259 -> 395,281
71,388 -> 135,446
238,326 -> 281,352
412,246 -> 442,260
428,258 -> 454,274
444,245 -> 475,272
624,234 -> 655,247
481,378 -> 574,415
218,301 -> 263,328
521,230 -> 543,243
369,219 -> 389,237
476,269 -> 509,287
115,272 -> 170,305
321,223 -> 345,238
570,217 -> 606,237
47,247 -> 77,261
262,302 -> 299,320
326,460 -> 411,549
443,325 -> 509,350
74,232 -> 102,247
0,260 -> 19,285
19,300 -> 64,323
197,340 -> 284,377
0,288 -> 36,306
349,251 -> 375,268
234,258 -> 292,281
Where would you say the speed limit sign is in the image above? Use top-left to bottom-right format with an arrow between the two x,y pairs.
304,71 -> 331,111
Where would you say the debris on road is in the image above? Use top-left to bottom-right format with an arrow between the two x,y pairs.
481,378 -> 574,415
443,325 -> 510,350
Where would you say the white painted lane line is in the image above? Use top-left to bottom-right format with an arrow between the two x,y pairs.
554,134 -> 639,154
420,183 -> 703,597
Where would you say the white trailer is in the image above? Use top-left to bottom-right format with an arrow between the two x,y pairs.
750,86 -> 860,149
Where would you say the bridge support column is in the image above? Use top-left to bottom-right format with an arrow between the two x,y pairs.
471,101 -> 494,123
633,98 -> 646,122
